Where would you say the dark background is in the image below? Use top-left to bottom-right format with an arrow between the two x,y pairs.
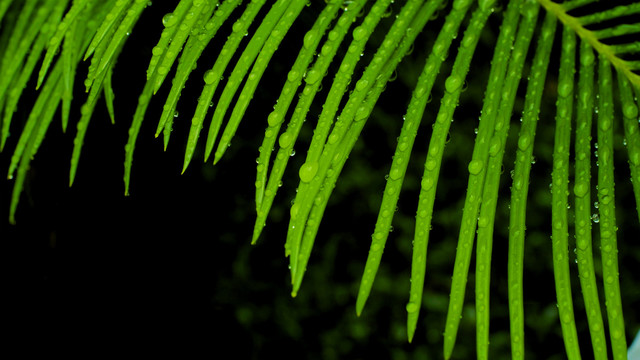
2,1 -> 639,358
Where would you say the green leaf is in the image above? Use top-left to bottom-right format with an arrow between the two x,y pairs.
2,1 -> 640,358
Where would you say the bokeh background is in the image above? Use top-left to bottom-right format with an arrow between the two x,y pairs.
2,1 -> 639,358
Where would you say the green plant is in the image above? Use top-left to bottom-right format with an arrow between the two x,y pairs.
1,0 -> 639,358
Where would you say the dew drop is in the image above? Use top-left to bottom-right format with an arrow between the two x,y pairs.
623,103 -> 638,119
290,203 -> 299,218
406,302 -> 419,313
389,168 -> 401,180
267,112 -> 282,127
468,159 -> 483,175
557,81 -> 572,97
278,132 -> 293,148
203,69 -> 217,84
287,70 -> 299,82
232,21 -> 244,33
162,13 -> 177,27
478,0 -> 496,11
299,161 -> 318,183
573,182 -> 588,197
303,30 -> 316,48
356,79 -> 369,92
421,177 -> 434,191
489,137 -> 501,156
445,75 -> 462,93
354,105 -> 368,121
517,134 -> 531,151
305,69 -> 320,84
352,26 -> 367,41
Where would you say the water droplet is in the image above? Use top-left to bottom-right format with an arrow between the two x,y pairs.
406,302 -> 419,313
462,34 -> 476,48
623,103 -> 638,119
352,26 -> 366,41
468,159 -> 483,175
354,106 -> 368,121
389,168 -> 401,180
162,13 -> 177,27
305,69 -> 320,84
267,112 -> 282,127
279,132 -> 293,148
573,182 -> 588,197
203,70 -> 217,84
290,203 -> 299,218
232,21 -> 244,33
421,177 -> 433,191
478,0 -> 495,11
287,70 -> 299,82
557,81 -> 572,97
517,134 -> 531,151
630,150 -> 640,166
303,30 -> 316,48
553,220 -> 562,230
445,75 -> 462,93
355,79 -> 369,92
299,161 -> 318,183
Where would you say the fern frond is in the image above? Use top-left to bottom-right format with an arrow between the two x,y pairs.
0,0 -> 49,149
0,0 -> 14,24
538,0 -> 640,89
181,0 -> 267,174
619,72 -> 640,225
155,0 -> 239,148
205,0 -> 300,164
124,0 -> 218,193
8,61 -> 64,224
574,38 -> 607,360
290,0 -> 439,297
471,2 -> 541,358
286,0 -> 397,292
2,0 -> 640,359
37,0 -> 94,90
550,24 -> 580,360
597,56 -> 627,360
213,0 -> 309,164
1,0 -> 68,150
252,0 -> 343,240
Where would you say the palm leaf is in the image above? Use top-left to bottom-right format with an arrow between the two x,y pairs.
1,0 -> 639,358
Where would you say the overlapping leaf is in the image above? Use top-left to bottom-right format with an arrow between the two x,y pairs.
1,1 -> 639,359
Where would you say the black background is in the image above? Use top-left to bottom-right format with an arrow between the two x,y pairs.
2,1 -> 639,358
